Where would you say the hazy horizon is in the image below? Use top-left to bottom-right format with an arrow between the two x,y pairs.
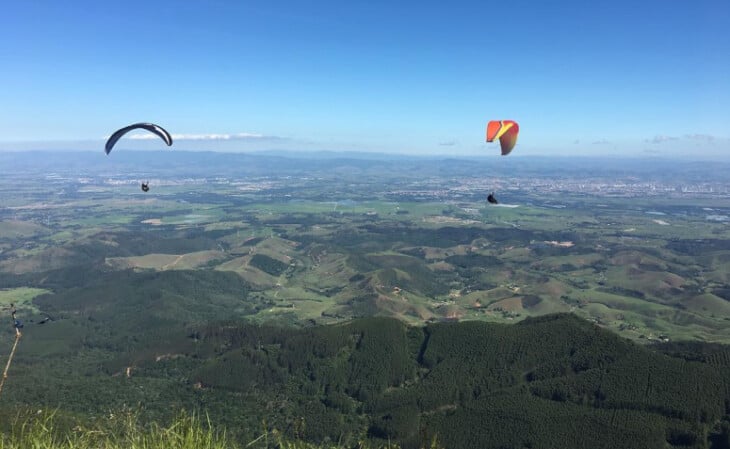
1,143 -> 729,163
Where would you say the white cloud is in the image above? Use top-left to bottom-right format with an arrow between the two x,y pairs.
683,133 -> 716,142
641,134 -> 720,145
126,132 -> 282,141
646,135 -> 679,144
592,138 -> 611,145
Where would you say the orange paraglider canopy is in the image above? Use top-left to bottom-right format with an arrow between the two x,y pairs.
486,120 -> 519,155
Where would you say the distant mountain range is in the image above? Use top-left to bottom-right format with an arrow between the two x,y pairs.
2,150 -> 729,183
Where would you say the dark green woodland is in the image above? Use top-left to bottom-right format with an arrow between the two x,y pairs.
3,301 -> 730,448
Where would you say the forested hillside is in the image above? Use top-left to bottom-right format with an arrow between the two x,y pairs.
5,314 -> 725,448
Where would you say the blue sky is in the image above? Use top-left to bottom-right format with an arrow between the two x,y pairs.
1,0 -> 728,158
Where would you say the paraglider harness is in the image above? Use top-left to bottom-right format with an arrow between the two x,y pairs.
141,182 -> 149,192
9,306 -> 22,332
487,192 -> 499,204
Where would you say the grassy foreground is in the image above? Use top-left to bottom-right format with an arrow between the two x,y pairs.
0,411 -> 440,449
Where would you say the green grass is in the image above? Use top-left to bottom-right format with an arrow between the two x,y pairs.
68,214 -> 137,227
0,287 -> 50,314
0,411 -> 230,449
106,250 -> 225,270
240,201 -> 448,218
0,411 -> 433,449
0,221 -> 50,239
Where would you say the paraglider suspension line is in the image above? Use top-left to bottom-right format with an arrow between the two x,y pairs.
0,306 -> 23,399
0,328 -> 22,399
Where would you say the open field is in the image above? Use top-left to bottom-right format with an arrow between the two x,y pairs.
0,287 -> 49,315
